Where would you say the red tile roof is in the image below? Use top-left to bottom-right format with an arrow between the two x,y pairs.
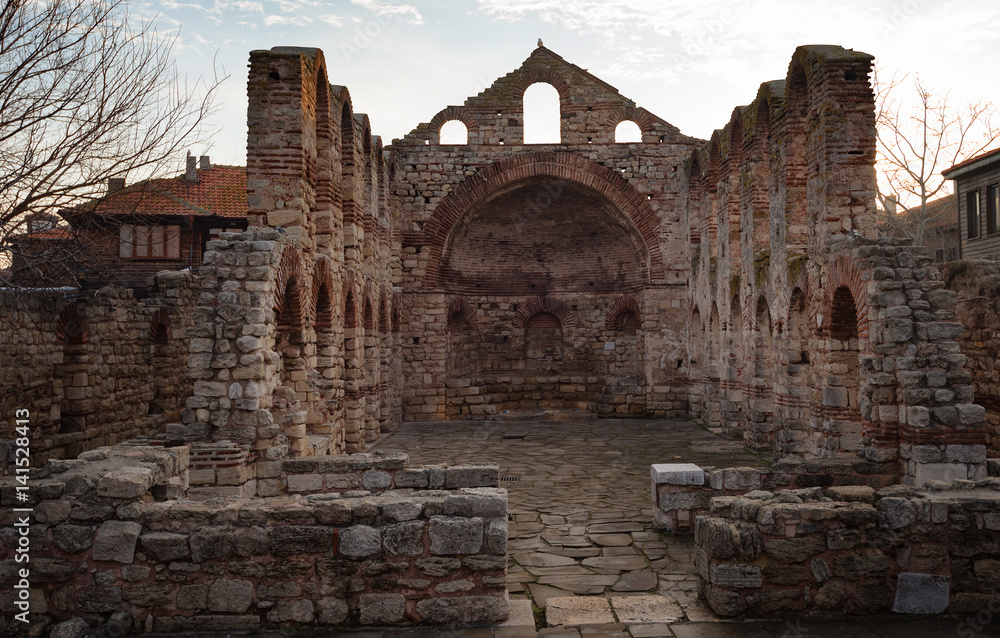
21,228 -> 74,240
89,165 -> 247,219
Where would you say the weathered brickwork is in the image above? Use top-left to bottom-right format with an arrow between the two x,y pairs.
685,46 -> 987,484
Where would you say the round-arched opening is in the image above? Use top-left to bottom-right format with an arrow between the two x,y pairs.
523,82 -> 561,144
440,120 -> 469,145
440,177 -> 648,295
615,120 -> 642,143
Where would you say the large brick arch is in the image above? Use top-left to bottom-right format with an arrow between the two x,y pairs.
420,151 -> 667,289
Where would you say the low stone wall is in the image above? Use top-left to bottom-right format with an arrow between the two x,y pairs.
0,444 -> 507,635
694,480 -> 1000,617
651,459 -> 899,533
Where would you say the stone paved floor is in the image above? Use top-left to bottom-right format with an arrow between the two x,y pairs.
373,418 -> 767,622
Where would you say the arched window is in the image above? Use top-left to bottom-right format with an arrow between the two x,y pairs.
523,82 -> 560,144
615,120 -> 642,143
440,120 -> 469,145
524,311 -> 563,362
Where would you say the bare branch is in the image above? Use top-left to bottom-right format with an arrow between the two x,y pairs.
874,64 -> 999,247
0,0 -> 227,291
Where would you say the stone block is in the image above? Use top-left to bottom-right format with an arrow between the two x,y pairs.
49,618 -> 90,638
892,573 -> 950,614
913,462 -> 968,486
445,464 -> 499,488
710,563 -> 762,588
92,521 -> 142,563
177,584 -> 208,609
52,524 -> 95,554
382,520 -> 425,557
382,499 -> 422,522
208,578 -> 253,613
268,599 -> 315,623
651,463 -> 704,485
96,467 -> 154,499
417,595 -> 509,624
359,593 -> 406,625
658,490 -> 711,511
286,473 -> 323,493
140,532 -> 190,561
318,598 -> 349,624
878,497 -> 917,529
443,487 -> 508,517
269,525 -> 332,556
361,469 -> 392,490
429,516 -> 483,555
340,525 -> 381,557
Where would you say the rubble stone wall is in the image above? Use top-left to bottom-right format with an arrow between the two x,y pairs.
941,260 -> 1000,456
694,481 -> 1000,616
0,272 -> 198,472
0,444 -> 507,635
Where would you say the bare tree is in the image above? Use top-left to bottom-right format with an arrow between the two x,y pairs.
0,0 -> 223,289
875,71 -> 999,246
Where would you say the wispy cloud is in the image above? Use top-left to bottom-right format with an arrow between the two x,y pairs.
318,13 -> 343,27
351,0 -> 424,25
263,13 -> 313,26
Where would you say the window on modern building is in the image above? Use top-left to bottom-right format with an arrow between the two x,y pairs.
523,82 -> 560,144
935,249 -> 944,262
948,247 -> 959,261
614,120 -> 642,143
967,190 -> 981,239
439,120 -> 469,145
120,224 -> 181,259
987,184 -> 999,235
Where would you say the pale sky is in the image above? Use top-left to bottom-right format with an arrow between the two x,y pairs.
144,0 -> 1000,169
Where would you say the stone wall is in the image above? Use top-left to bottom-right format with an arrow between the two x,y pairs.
685,45 -> 987,484
0,443 -> 507,635
941,260 -> 1000,456
694,480 -> 1000,616
651,461 -> 899,534
391,46 -> 698,421
0,271 -> 198,472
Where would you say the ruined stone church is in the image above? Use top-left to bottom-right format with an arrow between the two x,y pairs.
2,43 -> 992,484
5,42 -> 1000,632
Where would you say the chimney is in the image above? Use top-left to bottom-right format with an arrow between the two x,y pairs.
108,177 -> 126,193
185,152 -> 197,182
199,155 -> 211,171
887,195 -> 898,215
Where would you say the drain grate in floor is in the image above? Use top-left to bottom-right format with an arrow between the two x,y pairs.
499,476 -> 519,482
502,435 -> 526,440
